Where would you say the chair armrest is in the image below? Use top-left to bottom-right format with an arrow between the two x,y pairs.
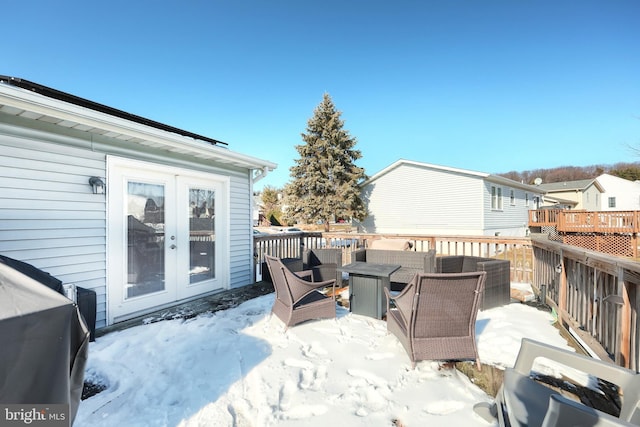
295,269 -> 314,281
312,278 -> 337,300
286,267 -> 337,302
423,249 -> 436,273
294,276 -> 335,291
384,277 -> 416,325
513,339 -> 640,422
383,287 -> 393,310
542,394 -> 635,427
514,339 -> 633,383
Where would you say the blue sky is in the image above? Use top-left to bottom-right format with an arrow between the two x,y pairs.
5,1 -> 640,190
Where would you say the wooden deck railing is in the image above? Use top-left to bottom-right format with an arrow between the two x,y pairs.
529,209 -> 564,227
254,232 -> 532,287
254,232 -> 640,371
529,209 -> 640,234
532,237 -> 640,371
529,209 -> 640,258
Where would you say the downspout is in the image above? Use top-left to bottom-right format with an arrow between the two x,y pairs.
253,166 -> 271,183
250,166 -> 272,282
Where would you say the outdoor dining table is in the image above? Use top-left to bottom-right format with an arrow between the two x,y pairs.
338,261 -> 400,319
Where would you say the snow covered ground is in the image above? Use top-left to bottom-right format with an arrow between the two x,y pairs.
76,285 -> 572,427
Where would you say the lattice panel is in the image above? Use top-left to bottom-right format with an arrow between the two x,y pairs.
563,234 -> 598,251
598,234 -> 634,257
542,225 -> 562,241
562,233 -> 635,257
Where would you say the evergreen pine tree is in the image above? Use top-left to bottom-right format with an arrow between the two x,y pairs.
284,93 -> 367,231
260,186 -> 283,225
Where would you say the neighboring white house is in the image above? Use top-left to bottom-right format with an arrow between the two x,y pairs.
534,174 -> 640,211
595,173 -> 640,211
359,160 -> 542,236
0,76 -> 276,328
535,178 -> 604,210
252,192 -> 262,226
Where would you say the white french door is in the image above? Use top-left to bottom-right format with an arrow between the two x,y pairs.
108,158 -> 228,323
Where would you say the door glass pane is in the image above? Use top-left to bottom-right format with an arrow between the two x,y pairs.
189,187 -> 215,284
127,182 -> 165,298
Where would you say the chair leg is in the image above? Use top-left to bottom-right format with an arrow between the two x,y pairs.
473,402 -> 497,422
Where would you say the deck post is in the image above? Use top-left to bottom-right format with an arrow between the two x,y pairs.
558,250 -> 567,315
621,274 -> 632,369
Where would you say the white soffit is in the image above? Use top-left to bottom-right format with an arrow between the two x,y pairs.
0,83 -> 276,171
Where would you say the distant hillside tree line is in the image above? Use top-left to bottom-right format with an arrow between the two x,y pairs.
497,162 -> 640,184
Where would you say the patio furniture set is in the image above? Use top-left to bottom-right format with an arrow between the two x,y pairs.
266,248 -> 640,426
264,246 -> 509,360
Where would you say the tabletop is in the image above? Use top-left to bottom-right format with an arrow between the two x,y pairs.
338,261 -> 401,277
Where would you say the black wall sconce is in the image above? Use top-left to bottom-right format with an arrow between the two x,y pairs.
89,177 -> 105,194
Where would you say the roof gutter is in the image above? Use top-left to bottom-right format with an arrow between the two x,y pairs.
0,75 -> 228,146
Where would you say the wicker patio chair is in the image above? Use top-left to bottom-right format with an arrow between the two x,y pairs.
383,271 -> 486,369
265,255 -> 337,328
302,248 -> 343,285
436,255 -> 510,309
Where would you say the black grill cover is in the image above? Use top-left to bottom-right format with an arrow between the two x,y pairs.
0,254 -> 64,295
0,261 -> 89,424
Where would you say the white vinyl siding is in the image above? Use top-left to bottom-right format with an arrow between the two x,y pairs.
0,128 -> 108,327
229,173 -> 254,287
0,120 -> 256,329
361,163 -> 484,234
484,182 -> 532,235
596,174 -> 640,211
361,161 -> 540,237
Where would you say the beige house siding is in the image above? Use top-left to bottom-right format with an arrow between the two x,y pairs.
582,184 -> 601,210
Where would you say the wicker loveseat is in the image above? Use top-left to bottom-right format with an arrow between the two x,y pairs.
436,255 -> 510,310
353,248 -> 436,291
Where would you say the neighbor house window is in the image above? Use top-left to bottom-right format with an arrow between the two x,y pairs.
608,197 -> 616,208
510,190 -> 515,205
491,186 -> 503,210
525,193 -> 529,206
